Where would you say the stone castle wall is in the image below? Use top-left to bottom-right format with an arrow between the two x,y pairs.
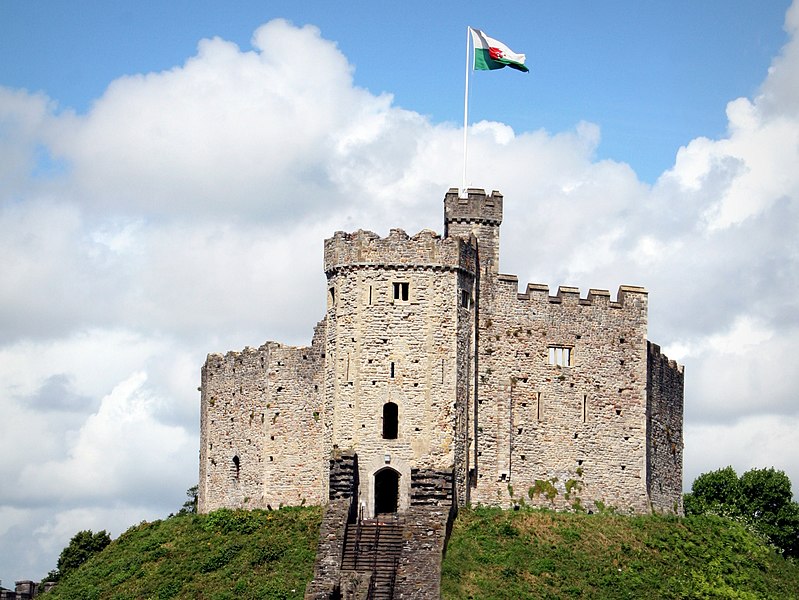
471,279 -> 651,513
646,342 -> 685,513
199,323 -> 326,512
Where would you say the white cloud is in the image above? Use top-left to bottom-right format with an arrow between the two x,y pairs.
2,2 -> 799,581
16,372 -> 194,504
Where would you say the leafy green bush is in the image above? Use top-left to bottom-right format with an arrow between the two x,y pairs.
44,530 -> 112,583
685,466 -> 799,557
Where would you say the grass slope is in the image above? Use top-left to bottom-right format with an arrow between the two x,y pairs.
45,506 -> 321,600
44,505 -> 799,599
441,507 -> 799,599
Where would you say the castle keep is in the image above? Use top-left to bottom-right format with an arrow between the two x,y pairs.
198,188 -> 684,596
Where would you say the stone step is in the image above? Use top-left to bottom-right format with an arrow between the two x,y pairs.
339,520 -> 403,598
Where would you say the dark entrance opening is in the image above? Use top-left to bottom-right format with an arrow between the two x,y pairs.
374,468 -> 400,514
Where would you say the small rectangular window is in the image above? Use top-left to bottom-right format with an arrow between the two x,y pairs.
461,289 -> 470,308
548,346 -> 572,367
392,281 -> 409,302
328,287 -> 336,308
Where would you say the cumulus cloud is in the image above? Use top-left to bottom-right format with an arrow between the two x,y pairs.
2,5 -> 799,582
16,372 -> 193,504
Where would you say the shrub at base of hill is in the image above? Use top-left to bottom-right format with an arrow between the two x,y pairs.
685,466 -> 799,558
441,507 -> 799,600
42,530 -> 112,584
43,506 -> 321,600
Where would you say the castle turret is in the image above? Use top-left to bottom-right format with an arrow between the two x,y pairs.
444,188 -> 503,275
322,228 -> 478,514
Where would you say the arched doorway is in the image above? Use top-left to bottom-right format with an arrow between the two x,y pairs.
374,468 -> 400,514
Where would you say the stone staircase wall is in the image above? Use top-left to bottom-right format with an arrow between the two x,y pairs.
305,498 -> 352,600
306,457 -> 455,599
393,506 -> 454,599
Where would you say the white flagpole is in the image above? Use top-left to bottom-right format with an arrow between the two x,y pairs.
461,26 -> 471,198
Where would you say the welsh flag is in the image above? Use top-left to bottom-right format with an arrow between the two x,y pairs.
471,28 -> 529,73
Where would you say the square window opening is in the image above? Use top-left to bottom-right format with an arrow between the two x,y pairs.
548,345 -> 573,367
392,281 -> 410,302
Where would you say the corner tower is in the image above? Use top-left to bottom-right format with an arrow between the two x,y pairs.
444,188 -> 503,275
322,228 -> 478,514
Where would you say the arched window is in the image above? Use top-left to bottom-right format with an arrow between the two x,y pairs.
232,455 -> 240,480
382,402 -> 398,439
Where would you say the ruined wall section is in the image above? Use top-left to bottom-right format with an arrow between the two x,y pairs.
323,228 -> 476,513
199,324 -> 325,513
646,341 -> 685,514
472,281 -> 651,513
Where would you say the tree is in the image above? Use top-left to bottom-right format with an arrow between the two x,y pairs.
684,466 -> 740,517
49,529 -> 112,581
179,484 -> 198,515
738,468 -> 799,557
685,466 -> 799,558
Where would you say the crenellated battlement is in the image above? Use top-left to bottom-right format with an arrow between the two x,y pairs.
498,275 -> 648,308
205,342 -> 299,369
444,187 -> 503,226
648,341 -> 685,375
323,227 -> 477,275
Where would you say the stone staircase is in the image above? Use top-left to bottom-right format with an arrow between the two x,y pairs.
340,516 -> 403,599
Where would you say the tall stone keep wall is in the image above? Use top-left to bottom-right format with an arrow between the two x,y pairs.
198,325 -> 325,513
646,341 -> 685,513
471,280 -> 651,513
323,227 -> 477,515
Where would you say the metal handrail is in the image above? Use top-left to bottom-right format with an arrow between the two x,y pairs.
386,553 -> 400,599
365,570 -> 377,600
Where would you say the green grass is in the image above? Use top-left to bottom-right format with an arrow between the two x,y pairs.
44,506 -> 322,600
43,505 -> 799,599
441,507 -> 799,599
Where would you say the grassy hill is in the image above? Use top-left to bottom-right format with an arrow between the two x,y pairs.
44,507 -> 321,600
44,505 -> 799,599
442,507 -> 799,599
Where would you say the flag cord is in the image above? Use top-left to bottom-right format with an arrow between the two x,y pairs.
461,26 -> 471,198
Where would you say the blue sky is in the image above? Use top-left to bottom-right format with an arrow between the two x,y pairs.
1,1 -> 790,181
1,0 -> 798,584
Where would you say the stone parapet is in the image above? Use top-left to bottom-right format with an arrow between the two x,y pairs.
324,228 -> 477,276
444,188 -> 503,225
304,498 -> 352,600
393,506 -> 454,599
514,281 -> 648,308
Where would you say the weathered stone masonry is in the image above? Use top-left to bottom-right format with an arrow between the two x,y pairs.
199,187 -> 684,518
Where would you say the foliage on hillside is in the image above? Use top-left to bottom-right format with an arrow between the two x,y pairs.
43,529 -> 112,583
43,506 -> 321,600
684,466 -> 799,558
441,507 -> 799,599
